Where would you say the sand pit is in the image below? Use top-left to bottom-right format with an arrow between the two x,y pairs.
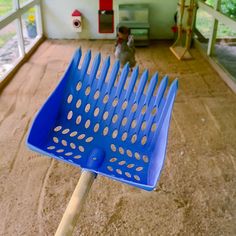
0,40 -> 236,235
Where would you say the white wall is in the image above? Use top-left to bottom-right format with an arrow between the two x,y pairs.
42,0 -> 178,39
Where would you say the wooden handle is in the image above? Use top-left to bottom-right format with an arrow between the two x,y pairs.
55,171 -> 96,236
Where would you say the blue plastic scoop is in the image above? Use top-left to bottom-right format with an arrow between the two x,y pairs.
26,48 -> 178,235
27,48 -> 178,191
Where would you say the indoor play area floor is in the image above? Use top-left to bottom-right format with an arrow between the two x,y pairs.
201,42 -> 236,80
0,40 -> 235,235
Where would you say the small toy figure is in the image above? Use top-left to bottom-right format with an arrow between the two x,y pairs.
115,26 -> 136,69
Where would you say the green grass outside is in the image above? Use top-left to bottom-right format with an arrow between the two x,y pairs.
0,0 -> 13,17
0,0 -> 33,17
206,0 -> 236,19
196,9 -> 236,38
0,0 -> 14,48
196,0 -> 236,38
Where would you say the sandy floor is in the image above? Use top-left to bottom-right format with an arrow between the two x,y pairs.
0,40 -> 236,236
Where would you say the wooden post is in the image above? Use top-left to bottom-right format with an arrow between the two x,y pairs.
207,0 -> 221,56
174,0 -> 186,46
55,171 -> 96,236
185,0 -> 195,49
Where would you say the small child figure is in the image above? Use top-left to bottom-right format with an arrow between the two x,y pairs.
115,26 -> 136,69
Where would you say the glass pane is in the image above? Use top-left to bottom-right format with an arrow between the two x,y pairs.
0,0 -> 14,19
213,23 -> 236,79
217,22 -> 236,38
19,0 -> 31,7
195,8 -> 214,40
205,0 -> 216,7
0,21 -> 20,80
119,4 -> 149,23
99,10 -> 114,33
21,7 -> 38,52
220,0 -> 236,20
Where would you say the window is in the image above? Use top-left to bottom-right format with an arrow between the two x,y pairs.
195,8 -> 214,39
213,23 -> 236,79
0,0 -> 43,82
0,21 -> 21,79
195,0 -> 236,83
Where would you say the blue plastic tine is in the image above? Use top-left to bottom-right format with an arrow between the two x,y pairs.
71,47 -> 82,70
151,79 -> 178,145
125,69 -> 148,134
141,76 -> 168,135
106,64 -> 129,127
92,57 -> 111,121
80,50 -> 91,79
153,75 -> 168,108
97,56 -> 110,90
134,70 -> 148,103
114,67 -> 138,131
88,53 -> 101,85
138,73 -> 158,135
145,73 -> 158,106
158,79 -> 178,125
116,63 -> 129,97
169,79 -> 179,97
107,59 -> 119,93
143,112 -> 156,139
126,66 -> 139,100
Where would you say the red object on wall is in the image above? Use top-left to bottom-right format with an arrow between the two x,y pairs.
72,10 -> 82,17
98,0 -> 114,33
99,0 -> 113,10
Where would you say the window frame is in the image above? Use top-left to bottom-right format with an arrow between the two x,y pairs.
194,0 -> 236,92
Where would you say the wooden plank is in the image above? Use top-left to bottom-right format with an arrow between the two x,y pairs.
170,45 -> 193,60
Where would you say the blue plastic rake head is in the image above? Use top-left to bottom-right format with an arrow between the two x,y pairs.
27,48 -> 178,191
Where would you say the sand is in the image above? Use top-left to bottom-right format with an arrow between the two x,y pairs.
0,40 -> 236,236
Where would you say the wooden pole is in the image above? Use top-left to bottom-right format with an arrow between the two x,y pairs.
55,171 -> 96,236
175,0 -> 185,46
185,0 -> 195,49
207,0 -> 221,56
